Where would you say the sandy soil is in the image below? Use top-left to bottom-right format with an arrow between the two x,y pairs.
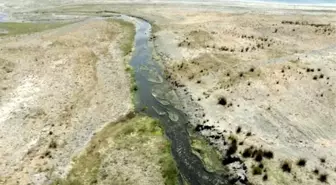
148,5 -> 336,185
0,19 -> 133,184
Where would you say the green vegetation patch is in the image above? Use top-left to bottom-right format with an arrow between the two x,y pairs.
190,136 -> 227,173
52,115 -> 178,185
0,22 -> 69,36
110,19 -> 135,56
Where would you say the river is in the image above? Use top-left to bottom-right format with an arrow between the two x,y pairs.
119,15 -> 232,185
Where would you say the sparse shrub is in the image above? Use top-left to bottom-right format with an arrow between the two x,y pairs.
319,74 -> 324,79
318,174 -> 328,183
236,126 -> 242,134
281,161 -> 291,173
249,67 -> 255,72
242,148 -> 253,158
296,158 -> 306,167
313,168 -> 319,175
218,97 -> 227,106
246,132 -> 252,137
239,141 -> 244,145
320,158 -> 326,163
197,80 -> 201,84
255,150 -> 263,162
239,72 -> 244,77
263,150 -> 274,159
318,68 -> 321,71
132,84 -> 138,91
49,140 -> 57,149
252,166 -> 262,175
263,174 -> 268,181
227,145 -> 238,156
313,75 -> 318,80
259,163 -> 264,169
307,68 -> 311,72
247,82 -> 251,86
281,69 -> 285,73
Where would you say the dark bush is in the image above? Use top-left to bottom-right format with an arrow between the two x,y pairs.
218,97 -> 227,106
313,75 -> 318,80
242,148 -> 252,158
263,150 -> 274,159
281,161 -> 291,173
236,126 -> 242,134
222,155 -> 241,165
246,132 -> 252,137
319,174 -> 328,183
313,168 -> 319,175
319,74 -> 324,79
249,68 -> 255,72
297,158 -> 306,167
259,163 -> 264,169
255,150 -> 264,162
239,72 -> 244,77
227,145 -> 238,156
263,174 -> 268,181
252,166 -> 262,175
49,140 -> 57,149
320,158 -> 326,163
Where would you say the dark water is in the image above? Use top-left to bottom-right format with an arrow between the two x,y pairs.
123,16 -> 232,185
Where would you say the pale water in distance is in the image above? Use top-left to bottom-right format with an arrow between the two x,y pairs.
259,0 -> 336,5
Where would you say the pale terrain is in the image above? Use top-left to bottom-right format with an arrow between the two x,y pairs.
74,3 -> 336,185
1,1 -> 336,185
149,5 -> 336,185
0,19 -> 135,184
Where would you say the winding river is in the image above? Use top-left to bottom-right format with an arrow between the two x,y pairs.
120,15 -> 232,185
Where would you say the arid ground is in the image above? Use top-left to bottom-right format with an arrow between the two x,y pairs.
0,8 -> 178,185
1,1 -> 336,185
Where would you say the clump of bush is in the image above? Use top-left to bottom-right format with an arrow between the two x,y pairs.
319,174 -> 328,183
263,150 -> 274,159
252,166 -> 262,175
296,158 -> 306,167
236,126 -> 242,134
218,97 -> 227,106
281,161 -> 291,173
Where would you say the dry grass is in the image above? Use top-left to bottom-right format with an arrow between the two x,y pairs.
0,22 -> 69,36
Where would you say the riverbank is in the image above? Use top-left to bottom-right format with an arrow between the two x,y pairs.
149,4 -> 336,185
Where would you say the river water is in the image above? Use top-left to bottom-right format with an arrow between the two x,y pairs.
120,15 -> 232,185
